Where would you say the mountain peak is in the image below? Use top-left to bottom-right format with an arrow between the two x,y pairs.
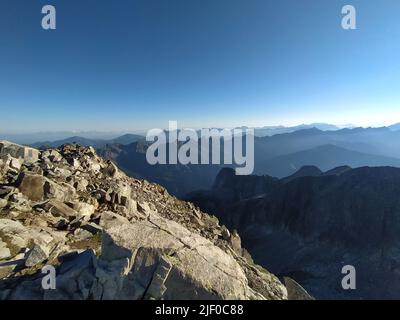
282,165 -> 322,183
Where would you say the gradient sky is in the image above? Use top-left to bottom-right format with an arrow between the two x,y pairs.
0,0 -> 400,133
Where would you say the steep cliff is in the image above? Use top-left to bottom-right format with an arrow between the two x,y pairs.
188,166 -> 400,299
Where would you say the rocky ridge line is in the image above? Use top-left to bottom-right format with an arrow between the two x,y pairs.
0,140 -> 297,300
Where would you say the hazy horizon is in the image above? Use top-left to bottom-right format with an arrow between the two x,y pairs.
1,121 -> 400,145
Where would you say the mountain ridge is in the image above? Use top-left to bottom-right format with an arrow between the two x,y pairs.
0,140 -> 302,300
187,165 -> 400,299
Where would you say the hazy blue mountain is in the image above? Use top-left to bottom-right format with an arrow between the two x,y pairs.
253,123 -> 341,137
389,123 -> 400,131
99,141 -> 222,197
0,131 -> 133,145
30,134 -> 143,149
256,144 -> 400,178
31,136 -> 109,149
254,126 -> 400,161
110,134 -> 144,145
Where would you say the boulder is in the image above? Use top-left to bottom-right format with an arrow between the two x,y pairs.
1,155 -> 22,171
42,149 -> 63,163
0,219 -> 56,259
97,213 -> 261,300
0,141 -> 39,163
44,200 -> 79,218
16,173 -> 45,202
43,180 -> 75,202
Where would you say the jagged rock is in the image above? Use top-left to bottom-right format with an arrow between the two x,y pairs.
46,250 -> 97,300
80,222 -> 102,235
221,226 -> 231,240
43,180 -> 75,202
229,230 -> 242,254
0,141 -> 39,163
137,201 -> 153,217
73,178 -> 88,192
25,245 -> 48,267
0,219 -> 57,259
102,161 -> 120,178
0,219 -> 30,253
68,202 -> 95,217
43,200 -> 78,218
73,228 -> 93,241
284,277 -> 314,300
42,149 -> 63,163
54,218 -> 68,230
94,189 -> 111,203
1,155 -> 22,171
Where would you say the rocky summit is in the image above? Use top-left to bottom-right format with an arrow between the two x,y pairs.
0,141 -> 296,300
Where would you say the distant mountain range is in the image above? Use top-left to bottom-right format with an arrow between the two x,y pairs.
3,122 -> 400,144
256,144 -> 400,178
10,123 -> 400,197
252,123 -> 344,137
30,134 -> 143,149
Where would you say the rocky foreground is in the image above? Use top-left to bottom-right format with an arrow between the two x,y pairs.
0,140 -> 308,300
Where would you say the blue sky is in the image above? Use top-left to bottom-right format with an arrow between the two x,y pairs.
0,0 -> 399,133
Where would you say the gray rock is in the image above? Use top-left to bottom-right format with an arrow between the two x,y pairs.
0,141 -> 39,163
43,199 -> 78,218
42,149 -> 63,162
68,202 -> 95,217
99,213 -> 264,300
73,228 -> 93,241
284,277 -> 314,300
25,245 -> 48,267
43,180 -> 75,202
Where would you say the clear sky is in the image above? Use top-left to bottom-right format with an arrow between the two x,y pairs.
0,0 -> 399,133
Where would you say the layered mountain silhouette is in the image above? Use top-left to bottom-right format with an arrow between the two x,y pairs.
187,166 -> 400,299
30,134 -> 143,149
22,125 -> 400,198
254,126 -> 400,160
256,144 -> 400,178
253,123 -> 342,137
